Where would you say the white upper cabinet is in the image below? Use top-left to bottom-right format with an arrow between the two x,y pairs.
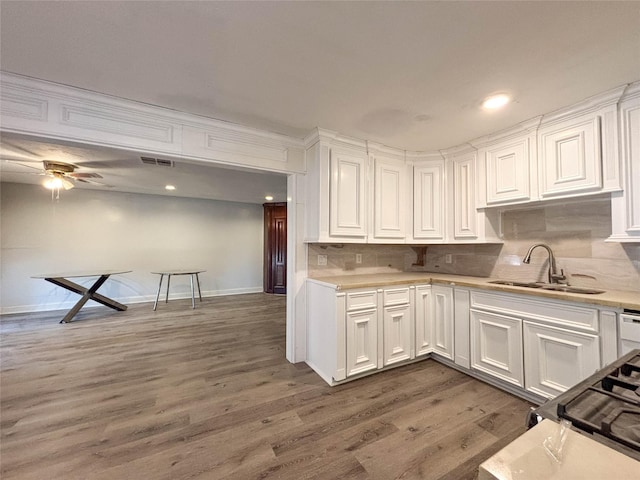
412,155 -> 445,241
538,115 -> 602,198
370,149 -> 409,242
536,88 -> 623,201
452,151 -> 478,240
475,87 -> 625,209
480,122 -> 539,206
609,82 -> 640,242
330,150 -> 367,237
304,130 -> 369,243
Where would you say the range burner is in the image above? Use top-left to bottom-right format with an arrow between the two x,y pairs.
531,349 -> 640,461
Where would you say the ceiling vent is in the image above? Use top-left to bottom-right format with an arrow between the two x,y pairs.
140,156 -> 174,167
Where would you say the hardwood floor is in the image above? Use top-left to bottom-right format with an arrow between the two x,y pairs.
1,294 -> 532,479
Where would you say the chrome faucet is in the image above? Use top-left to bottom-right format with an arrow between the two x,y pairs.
522,243 -> 567,285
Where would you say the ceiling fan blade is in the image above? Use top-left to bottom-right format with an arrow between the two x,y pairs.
69,172 -> 103,179
1,159 -> 44,171
75,178 -> 114,188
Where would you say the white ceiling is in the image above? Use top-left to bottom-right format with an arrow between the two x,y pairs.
1,1 -> 639,200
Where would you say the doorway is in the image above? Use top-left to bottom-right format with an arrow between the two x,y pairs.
263,202 -> 287,294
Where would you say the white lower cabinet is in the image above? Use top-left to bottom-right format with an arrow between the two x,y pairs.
470,309 -> 524,387
383,303 -> 412,366
432,285 -> 454,360
523,321 -> 600,399
346,308 -> 378,376
415,285 -> 433,357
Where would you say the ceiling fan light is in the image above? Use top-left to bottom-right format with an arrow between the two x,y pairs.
44,177 -> 63,190
60,176 -> 74,190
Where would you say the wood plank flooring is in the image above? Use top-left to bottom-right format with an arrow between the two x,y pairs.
1,294 -> 532,479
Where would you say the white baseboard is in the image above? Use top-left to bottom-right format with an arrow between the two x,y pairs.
0,287 -> 264,315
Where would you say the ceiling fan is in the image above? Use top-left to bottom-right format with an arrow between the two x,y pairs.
40,160 -> 106,190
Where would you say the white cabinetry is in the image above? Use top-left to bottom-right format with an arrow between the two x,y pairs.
610,82 -> 640,242
382,303 -> 412,366
451,151 -> 478,240
414,285 -> 433,357
346,306 -> 378,376
469,289 -> 617,400
305,130 -> 368,243
370,149 -> 409,242
432,285 -> 454,359
411,156 -> 445,241
470,309 -> 524,387
523,321 -> 599,399
480,122 -> 539,206
330,150 -> 367,237
475,88 -> 624,208
538,115 -> 602,198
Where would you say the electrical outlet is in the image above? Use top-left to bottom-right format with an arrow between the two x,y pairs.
317,254 -> 327,266
445,254 -> 453,264
356,254 -> 362,264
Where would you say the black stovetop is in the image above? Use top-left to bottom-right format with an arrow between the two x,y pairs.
530,348 -> 640,461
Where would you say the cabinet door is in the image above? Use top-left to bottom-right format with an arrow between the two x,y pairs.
383,303 -> 412,366
432,285 -> 454,359
346,308 -> 378,376
415,285 -> 433,356
330,150 -> 367,237
453,154 -> 478,239
485,138 -> 531,205
374,158 -> 407,239
523,321 -> 600,399
539,117 -> 602,197
470,309 -> 524,387
611,96 -> 640,240
413,162 -> 445,240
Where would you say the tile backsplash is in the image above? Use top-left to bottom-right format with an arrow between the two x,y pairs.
307,196 -> 640,293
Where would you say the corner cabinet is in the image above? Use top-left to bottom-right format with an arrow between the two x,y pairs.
432,285 -> 454,359
412,157 -> 445,241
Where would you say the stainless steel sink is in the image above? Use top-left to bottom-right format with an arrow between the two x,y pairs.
488,280 -> 544,288
488,280 -> 604,295
538,285 -> 605,294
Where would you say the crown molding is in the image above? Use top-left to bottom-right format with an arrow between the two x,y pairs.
303,127 -> 367,152
0,71 -> 305,173
539,84 -> 628,126
469,116 -> 542,149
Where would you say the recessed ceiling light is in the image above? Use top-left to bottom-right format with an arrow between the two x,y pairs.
165,185 -> 176,191
482,94 -> 511,110
265,195 -> 274,201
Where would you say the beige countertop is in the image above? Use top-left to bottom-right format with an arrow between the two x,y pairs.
478,419 -> 639,479
307,272 -> 640,310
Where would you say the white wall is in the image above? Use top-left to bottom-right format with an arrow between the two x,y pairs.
0,182 -> 264,314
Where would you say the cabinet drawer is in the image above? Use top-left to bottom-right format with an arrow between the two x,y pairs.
383,287 -> 410,306
346,290 -> 378,311
470,290 -> 598,333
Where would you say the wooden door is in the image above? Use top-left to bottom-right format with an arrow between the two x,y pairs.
263,202 -> 287,294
